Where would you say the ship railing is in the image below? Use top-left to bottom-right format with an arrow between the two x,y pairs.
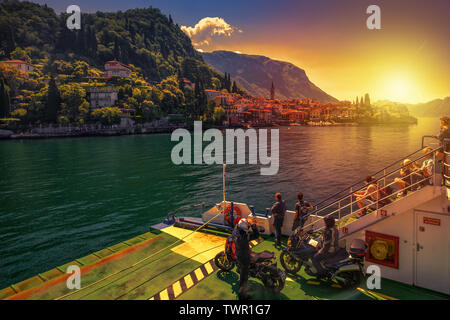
309,142 -> 439,217
303,144 -> 442,234
443,139 -> 450,191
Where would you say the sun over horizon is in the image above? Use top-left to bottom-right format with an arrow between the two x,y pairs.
28,0 -> 450,104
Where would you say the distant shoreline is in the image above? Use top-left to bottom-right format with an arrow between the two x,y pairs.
1,120 -> 424,141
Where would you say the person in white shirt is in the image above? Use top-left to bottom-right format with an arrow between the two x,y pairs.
418,147 -> 434,185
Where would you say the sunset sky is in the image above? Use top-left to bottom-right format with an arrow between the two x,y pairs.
33,0 -> 449,104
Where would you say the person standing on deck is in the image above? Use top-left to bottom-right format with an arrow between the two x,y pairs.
271,193 -> 286,247
232,217 -> 260,300
292,192 -> 313,231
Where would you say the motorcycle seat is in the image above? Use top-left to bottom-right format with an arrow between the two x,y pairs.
323,248 -> 349,267
251,250 -> 274,263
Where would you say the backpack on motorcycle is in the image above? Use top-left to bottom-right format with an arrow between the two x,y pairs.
349,239 -> 368,259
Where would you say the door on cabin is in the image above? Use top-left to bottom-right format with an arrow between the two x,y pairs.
414,210 -> 450,295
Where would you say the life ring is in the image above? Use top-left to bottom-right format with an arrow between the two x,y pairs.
370,240 -> 388,261
224,205 -> 242,226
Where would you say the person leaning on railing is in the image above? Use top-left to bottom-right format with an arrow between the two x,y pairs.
353,176 -> 380,217
433,116 -> 450,182
394,159 -> 422,196
417,147 -> 435,186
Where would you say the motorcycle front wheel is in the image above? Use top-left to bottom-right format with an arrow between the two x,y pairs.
280,250 -> 302,274
214,251 -> 235,271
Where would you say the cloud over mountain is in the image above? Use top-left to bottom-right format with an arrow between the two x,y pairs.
181,17 -> 242,50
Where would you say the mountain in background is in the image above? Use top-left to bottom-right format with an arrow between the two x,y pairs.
374,97 -> 450,118
406,97 -> 450,118
202,50 -> 338,103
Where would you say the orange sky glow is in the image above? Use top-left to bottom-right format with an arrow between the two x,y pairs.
184,1 -> 449,104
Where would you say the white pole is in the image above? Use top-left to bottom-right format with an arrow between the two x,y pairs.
223,164 -> 226,204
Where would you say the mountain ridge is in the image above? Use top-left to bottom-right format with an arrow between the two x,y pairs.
374,97 -> 450,118
201,50 -> 338,103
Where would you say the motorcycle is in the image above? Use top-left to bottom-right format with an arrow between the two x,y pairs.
214,235 -> 286,293
280,229 -> 368,288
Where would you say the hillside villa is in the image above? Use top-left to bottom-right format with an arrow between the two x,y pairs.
88,86 -> 118,109
0,60 -> 35,73
104,60 -> 132,78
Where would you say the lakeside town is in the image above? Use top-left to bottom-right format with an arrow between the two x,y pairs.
0,3 -> 420,140
0,58 -> 417,139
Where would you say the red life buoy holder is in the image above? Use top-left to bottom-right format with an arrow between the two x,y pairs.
224,205 -> 242,226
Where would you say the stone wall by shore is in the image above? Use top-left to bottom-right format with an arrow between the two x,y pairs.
4,118 -> 187,140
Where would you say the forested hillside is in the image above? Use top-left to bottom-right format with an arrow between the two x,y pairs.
0,1 -> 239,125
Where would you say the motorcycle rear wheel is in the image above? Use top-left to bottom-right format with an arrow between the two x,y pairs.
280,250 -> 302,274
336,271 -> 363,289
214,251 -> 235,271
262,270 -> 285,294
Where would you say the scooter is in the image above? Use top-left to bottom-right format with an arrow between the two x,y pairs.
280,229 -> 368,288
214,235 -> 286,293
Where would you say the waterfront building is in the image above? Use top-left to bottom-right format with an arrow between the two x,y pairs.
205,89 -> 222,100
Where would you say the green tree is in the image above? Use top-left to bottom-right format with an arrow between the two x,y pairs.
10,47 -> 30,62
59,83 -> 89,122
91,107 -> 122,125
72,61 -> 89,78
10,108 -> 27,123
0,76 -> 11,117
212,107 -> 226,125
45,77 -> 61,123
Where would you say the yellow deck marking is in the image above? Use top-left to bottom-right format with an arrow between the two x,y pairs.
286,277 -> 295,282
149,236 -> 264,300
162,226 -> 226,263
159,289 -> 169,300
184,274 -> 194,289
204,262 -> 214,274
307,280 -> 320,285
172,281 -> 182,298
357,287 -> 398,300
195,268 -> 204,281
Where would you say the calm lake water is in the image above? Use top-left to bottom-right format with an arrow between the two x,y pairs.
0,118 -> 441,288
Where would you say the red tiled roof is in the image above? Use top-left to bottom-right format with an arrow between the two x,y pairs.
105,60 -> 131,70
0,60 -> 33,66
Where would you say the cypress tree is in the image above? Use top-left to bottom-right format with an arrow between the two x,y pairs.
113,36 -> 120,60
0,77 -> 11,118
45,77 -> 61,123
364,93 -> 371,107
